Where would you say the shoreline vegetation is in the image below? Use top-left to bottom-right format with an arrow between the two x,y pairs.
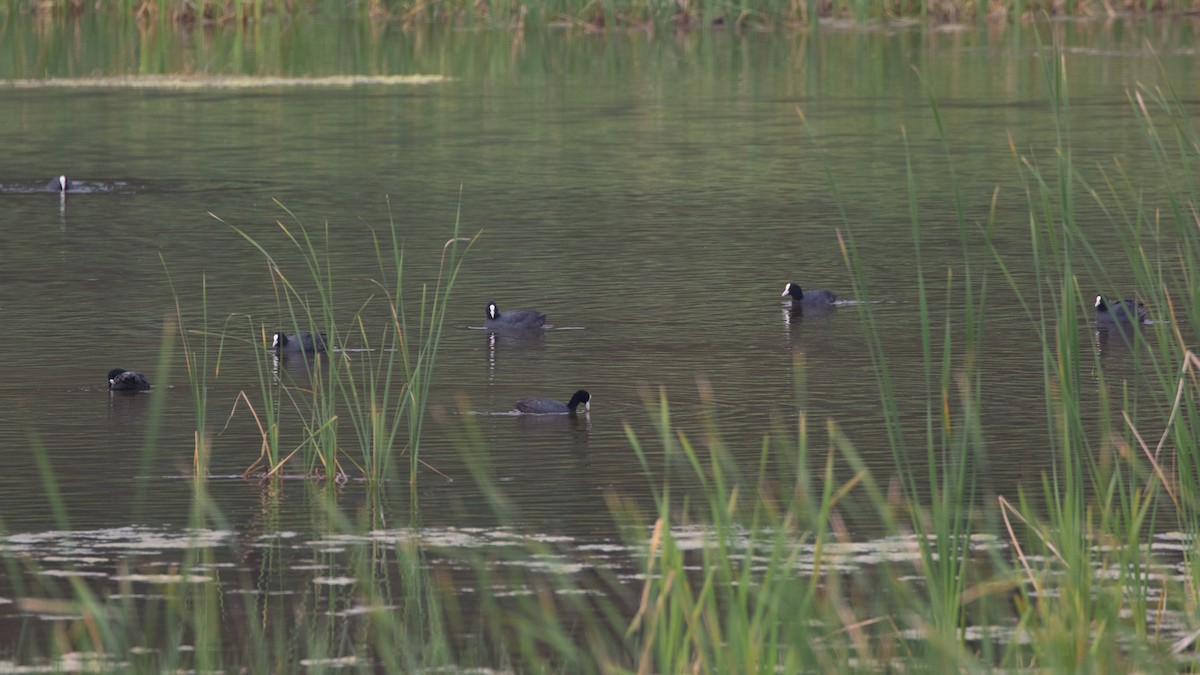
9,0 -> 1200,28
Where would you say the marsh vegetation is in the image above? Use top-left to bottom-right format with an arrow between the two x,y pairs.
1,9 -> 1199,671
6,64 -> 1200,674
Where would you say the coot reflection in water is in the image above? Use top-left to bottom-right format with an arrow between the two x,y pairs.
1093,322 -> 1145,360
782,302 -> 837,324
484,328 -> 547,382
486,327 -> 547,348
273,354 -> 324,388
515,408 -> 592,435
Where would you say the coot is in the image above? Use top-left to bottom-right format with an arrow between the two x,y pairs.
486,301 -> 546,329
781,282 -> 837,304
108,368 -> 151,391
1095,295 -> 1146,324
514,390 -> 591,414
273,331 -> 328,355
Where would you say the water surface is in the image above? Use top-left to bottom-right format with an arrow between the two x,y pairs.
0,19 -> 1193,647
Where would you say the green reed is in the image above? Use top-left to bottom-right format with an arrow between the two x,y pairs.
336,204 -> 476,489
1120,75 -> 1200,625
13,36 -> 1200,675
804,76 -> 990,665
621,387 -> 829,672
215,209 -> 336,481
238,63 -> 1200,672
215,198 -> 476,492
979,34 -> 1200,671
162,261 -> 226,476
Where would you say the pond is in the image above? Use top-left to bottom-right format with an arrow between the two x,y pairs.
0,14 -> 1197,669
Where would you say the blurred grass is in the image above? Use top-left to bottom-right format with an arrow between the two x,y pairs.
7,0 -> 1200,27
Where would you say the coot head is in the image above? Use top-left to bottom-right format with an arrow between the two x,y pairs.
567,389 -> 591,411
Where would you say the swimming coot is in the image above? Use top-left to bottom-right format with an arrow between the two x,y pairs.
485,301 -> 546,329
48,175 -> 71,192
108,368 -> 151,391
273,331 -> 328,355
1095,295 -> 1147,324
514,390 -> 591,414
781,282 -> 837,304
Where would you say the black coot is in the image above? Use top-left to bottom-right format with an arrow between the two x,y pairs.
108,368 -> 151,391
485,301 -> 546,329
1095,295 -> 1147,324
514,390 -> 591,414
781,282 -> 837,304
273,332 -> 328,355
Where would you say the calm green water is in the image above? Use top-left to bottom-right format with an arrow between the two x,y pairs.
0,16 -> 1194,646
1,17 -> 1194,519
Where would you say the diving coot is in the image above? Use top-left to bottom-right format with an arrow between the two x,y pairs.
108,368 -> 151,391
273,331 -> 328,355
781,282 -> 837,304
1095,295 -> 1147,324
48,175 -> 71,192
514,390 -> 591,414
485,301 -> 546,330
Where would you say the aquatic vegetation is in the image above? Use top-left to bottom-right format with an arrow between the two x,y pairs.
211,201 -> 476,487
5,38 -> 1200,675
